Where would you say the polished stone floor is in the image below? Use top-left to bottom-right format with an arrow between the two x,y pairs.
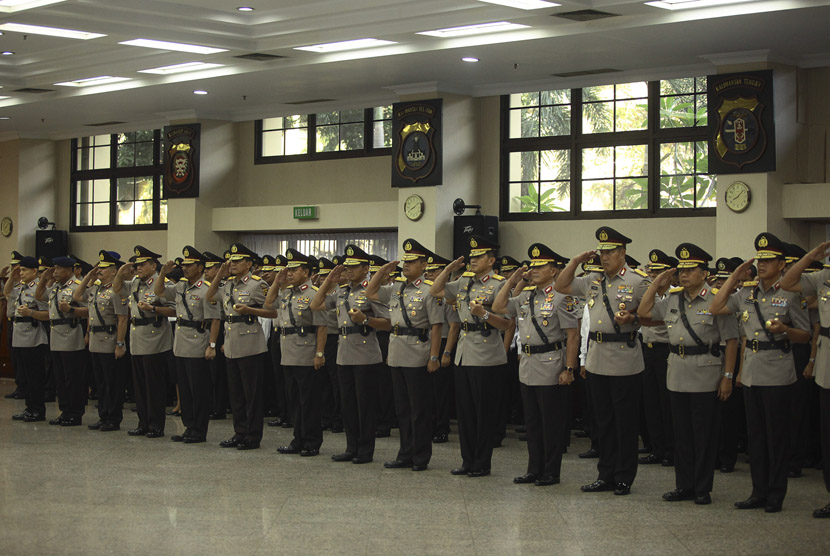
1,378 -> 829,556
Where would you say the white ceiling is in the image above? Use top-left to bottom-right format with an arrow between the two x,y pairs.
0,0 -> 827,139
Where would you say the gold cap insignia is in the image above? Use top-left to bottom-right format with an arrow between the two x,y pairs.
680,247 -> 690,259
758,236 -> 768,248
428,256 -> 433,263
99,253 -> 105,261
502,258 -> 507,265
346,246 -> 354,256
599,230 -> 608,241
231,245 -> 238,253
287,251 -> 293,260
134,248 -> 141,256
470,238 -> 478,248
718,261 -> 725,270
650,252 -> 658,262
532,246 -> 540,257
184,248 -> 190,257
404,241 -> 412,251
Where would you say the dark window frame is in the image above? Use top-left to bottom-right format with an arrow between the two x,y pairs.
500,80 -> 714,222
70,129 -> 167,232
254,107 -> 392,164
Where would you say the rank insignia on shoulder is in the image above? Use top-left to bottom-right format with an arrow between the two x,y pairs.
424,279 -> 433,285
523,286 -> 535,291
93,279 -> 101,286
670,286 -> 684,293
395,276 -> 406,282
311,285 -> 319,291
179,277 -> 187,282
251,275 -> 262,281
634,268 -> 648,277
492,274 -> 505,281
462,272 -> 475,277
711,287 -> 719,294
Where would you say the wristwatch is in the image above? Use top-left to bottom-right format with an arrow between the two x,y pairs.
116,341 -> 126,348
210,342 -> 217,349
430,355 -> 439,362
361,317 -> 369,326
482,311 -> 490,321
723,372 -> 734,379
316,351 -> 325,358
565,366 -> 575,373
443,350 -> 452,357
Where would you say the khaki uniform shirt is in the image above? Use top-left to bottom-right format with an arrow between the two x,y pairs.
119,274 -> 174,356
88,280 -> 129,354
221,272 -> 268,359
276,280 -> 327,366
6,282 -> 21,320
798,269 -> 830,388
324,292 -> 339,335
506,284 -> 578,386
48,277 -> 86,352
378,275 -> 444,368
324,277 -> 387,366
12,279 -> 48,348
444,271 -> 508,367
570,264 -> 651,376
641,292 -> 669,345
652,287 -> 740,392
440,298 -> 460,340
726,280 -> 810,386
161,278 -> 221,358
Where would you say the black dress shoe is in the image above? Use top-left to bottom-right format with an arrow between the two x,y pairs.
662,488 -> 695,502
267,418 -> 283,427
788,470 -> 803,478
166,409 -> 181,416
450,467 -> 470,476
23,412 -> 45,422
146,429 -> 164,438
515,425 -> 527,433
535,476 -> 560,486
765,501 -> 783,513
280,421 -> 293,429
100,423 -> 120,431
60,417 -> 81,427
331,452 -> 355,462
695,493 -> 712,505
411,464 -> 428,471
661,458 -> 674,467
300,449 -> 319,457
375,429 -> 391,438
638,447 -> 651,454
614,482 -> 631,496
812,503 -> 830,518
277,445 -> 301,454
88,420 -> 103,430
49,415 -> 66,425
384,459 -> 413,469
171,435 -> 186,442
183,436 -> 205,444
12,411 -> 32,421
432,433 -> 449,444
236,440 -> 260,450
573,430 -> 589,438
638,454 -> 661,464
720,465 -> 735,473
735,496 -> 766,509
581,479 -> 613,492
128,427 -> 148,436
209,412 -> 226,420
579,448 -> 599,459
5,390 -> 22,399
330,425 -> 344,433
220,436 -> 243,448
468,469 -> 490,478
352,456 -> 373,464
513,473 -> 538,484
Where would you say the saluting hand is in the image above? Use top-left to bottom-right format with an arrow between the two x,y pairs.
808,241 -> 830,262
328,265 -> 345,284
84,264 -> 100,282
218,261 -> 231,280
446,256 -> 465,274
42,266 -> 55,282
116,262 -> 134,278
653,268 -> 677,289
0,265 -> 9,279
733,258 -> 755,283
10,266 -> 21,280
507,268 -> 526,287
160,260 -> 177,276
573,250 -> 598,265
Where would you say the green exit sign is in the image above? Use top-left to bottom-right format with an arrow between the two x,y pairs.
293,206 -> 318,220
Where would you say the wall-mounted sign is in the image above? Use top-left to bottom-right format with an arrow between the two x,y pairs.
391,98 -> 442,188
708,70 -> 775,174
163,123 -> 201,198
293,206 -> 318,220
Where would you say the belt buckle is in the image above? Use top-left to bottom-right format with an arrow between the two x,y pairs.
523,344 -> 531,355
595,331 -> 603,343
393,324 -> 400,335
647,342 -> 653,348
677,345 -> 685,358
340,326 -> 348,337
462,322 -> 469,332
751,339 -> 759,352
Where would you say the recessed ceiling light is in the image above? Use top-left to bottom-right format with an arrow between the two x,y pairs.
645,0 -> 754,9
193,90 -> 208,95
54,75 -> 131,87
477,0 -> 561,9
0,0 -> 67,14
462,57 -> 480,63
294,38 -> 397,53
119,39 -> 227,55
139,61 -> 225,75
0,22 -> 105,40
2,51 -> 13,55
237,6 -> 254,11
417,21 -> 529,38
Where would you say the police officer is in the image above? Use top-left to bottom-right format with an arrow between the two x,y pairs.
4,251 -> 26,400
424,253 -> 460,444
156,246 -> 221,444
710,232 -> 811,513
779,239 -> 830,517
267,248 -> 327,457
639,249 -> 678,466
639,243 -> 740,505
369,254 -> 396,439
316,256 -> 344,434
5,256 -> 49,421
493,243 -> 579,486
113,245 -> 175,438
495,255 -> 522,447
36,256 -> 87,426
555,227 -> 652,495
265,254 -> 292,429
429,235 -> 510,477
311,244 -> 390,464
367,239 -> 444,471
203,251 -> 230,420
206,243 -> 269,450
73,250 -> 130,431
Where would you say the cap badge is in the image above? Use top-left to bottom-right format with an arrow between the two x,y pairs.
404,241 -> 412,251
650,252 -> 658,262
758,236 -> 768,248
470,238 -> 478,248
346,246 -> 354,256
680,247 -> 690,259
231,245 -> 238,253
184,248 -> 190,257
718,261 -> 725,270
427,256 -> 433,263
287,251 -> 293,260
532,246 -> 540,257
599,230 -> 608,241
134,248 -> 141,256
99,253 -> 105,261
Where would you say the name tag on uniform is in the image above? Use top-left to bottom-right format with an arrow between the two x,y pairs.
696,309 -> 711,315
770,297 -> 789,308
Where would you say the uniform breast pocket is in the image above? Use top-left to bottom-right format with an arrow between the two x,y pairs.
664,313 -> 679,328
697,315 -> 714,327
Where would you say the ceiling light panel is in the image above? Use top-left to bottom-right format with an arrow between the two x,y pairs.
0,22 -> 105,40
645,0 -> 756,9
0,0 -> 67,13
294,38 -> 396,53
417,21 -> 530,38
477,0 -> 560,9
119,39 -> 227,54
138,62 -> 224,75
55,76 -> 131,87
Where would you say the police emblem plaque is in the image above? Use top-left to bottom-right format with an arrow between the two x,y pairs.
163,124 -> 201,198
391,99 -> 442,188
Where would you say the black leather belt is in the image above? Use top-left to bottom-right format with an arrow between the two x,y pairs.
132,316 -> 164,327
460,322 -> 493,333
90,324 -> 116,334
669,344 -> 715,357
745,338 -> 791,353
177,318 -> 206,331
225,315 -> 256,325
522,341 -> 564,355
279,325 -> 317,337
50,318 -> 79,327
588,331 -> 638,343
339,325 -> 371,336
392,324 -> 429,340
644,341 -> 669,349
13,316 -> 38,326
820,326 -> 830,339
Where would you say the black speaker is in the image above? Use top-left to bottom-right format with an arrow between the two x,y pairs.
36,230 -> 69,260
453,215 -> 499,260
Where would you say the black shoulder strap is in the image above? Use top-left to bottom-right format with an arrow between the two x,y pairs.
398,281 -> 414,328
751,287 -> 776,343
92,285 -> 107,325
527,289 -> 549,344
677,293 -> 706,348
179,284 -> 194,321
599,277 -> 621,335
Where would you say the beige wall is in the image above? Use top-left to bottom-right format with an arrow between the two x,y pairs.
0,140 -> 20,261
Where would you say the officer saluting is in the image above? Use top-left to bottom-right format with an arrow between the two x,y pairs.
710,232 -> 811,513
638,243 -> 740,505
492,243 -> 579,487
555,226 -> 652,495
366,239 -> 444,471
155,246 -> 221,444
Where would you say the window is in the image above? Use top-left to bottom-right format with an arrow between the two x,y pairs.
71,130 -> 166,231
239,231 -> 398,263
255,106 -> 392,163
501,77 -> 714,220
